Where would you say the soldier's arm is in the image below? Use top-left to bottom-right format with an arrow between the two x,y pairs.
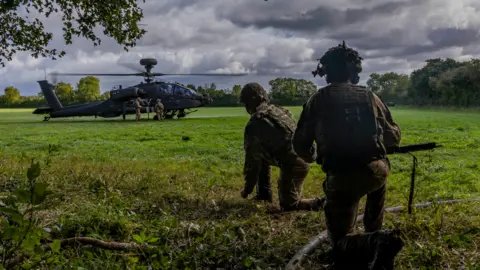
374,94 -> 401,147
292,98 -> 317,163
242,121 -> 264,196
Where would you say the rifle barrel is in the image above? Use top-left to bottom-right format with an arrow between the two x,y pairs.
387,142 -> 439,154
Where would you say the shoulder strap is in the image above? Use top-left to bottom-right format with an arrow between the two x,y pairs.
366,90 -> 379,119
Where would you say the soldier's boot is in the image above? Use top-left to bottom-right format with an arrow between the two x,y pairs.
294,196 -> 326,211
254,187 -> 272,202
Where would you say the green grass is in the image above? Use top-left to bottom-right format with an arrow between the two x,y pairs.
0,107 -> 479,269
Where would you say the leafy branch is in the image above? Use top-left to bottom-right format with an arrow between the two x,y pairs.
0,0 -> 147,67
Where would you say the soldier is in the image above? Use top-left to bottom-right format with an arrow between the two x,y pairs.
239,82 -> 324,212
134,97 -> 142,121
292,41 -> 403,268
155,99 -> 164,120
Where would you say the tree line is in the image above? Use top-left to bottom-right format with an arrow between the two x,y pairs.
367,57 -> 480,107
0,76 -> 109,108
2,57 -> 480,108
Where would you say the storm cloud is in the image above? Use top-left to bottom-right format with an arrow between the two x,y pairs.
1,0 -> 480,95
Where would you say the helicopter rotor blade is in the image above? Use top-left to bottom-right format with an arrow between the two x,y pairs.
49,72 -> 141,76
151,72 -> 249,76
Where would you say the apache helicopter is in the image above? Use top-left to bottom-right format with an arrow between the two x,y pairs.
33,58 -> 247,121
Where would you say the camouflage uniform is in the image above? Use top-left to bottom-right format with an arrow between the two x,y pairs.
240,83 -> 323,211
293,42 -> 402,268
155,99 -> 164,120
135,97 -> 142,121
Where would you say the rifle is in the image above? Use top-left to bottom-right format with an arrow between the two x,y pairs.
387,142 -> 439,154
386,142 -> 441,214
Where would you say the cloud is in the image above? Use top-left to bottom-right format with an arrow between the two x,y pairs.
1,0 -> 480,96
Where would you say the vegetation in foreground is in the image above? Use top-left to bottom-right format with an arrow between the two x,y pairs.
0,107 -> 479,269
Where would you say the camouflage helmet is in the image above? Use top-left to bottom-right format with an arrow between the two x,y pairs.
239,82 -> 269,103
312,40 -> 363,78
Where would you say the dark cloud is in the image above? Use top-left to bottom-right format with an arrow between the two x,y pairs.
1,0 -> 480,96
222,1 -> 422,32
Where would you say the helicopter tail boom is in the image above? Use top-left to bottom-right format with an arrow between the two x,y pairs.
37,80 -> 63,110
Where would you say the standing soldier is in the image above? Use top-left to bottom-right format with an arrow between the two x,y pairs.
292,41 -> 403,268
239,82 -> 324,212
155,99 -> 164,120
135,97 -> 142,121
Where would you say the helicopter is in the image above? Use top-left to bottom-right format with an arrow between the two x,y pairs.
33,58 -> 247,121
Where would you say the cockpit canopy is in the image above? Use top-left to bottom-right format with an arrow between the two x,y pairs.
156,83 -> 197,96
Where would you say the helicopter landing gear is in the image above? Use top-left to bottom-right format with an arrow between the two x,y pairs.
43,115 -> 50,121
177,109 -> 186,118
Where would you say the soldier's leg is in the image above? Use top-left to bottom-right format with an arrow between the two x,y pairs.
364,184 -> 386,232
278,157 -> 323,211
364,159 -> 389,232
136,108 -> 141,121
255,162 -> 272,202
323,175 -> 361,244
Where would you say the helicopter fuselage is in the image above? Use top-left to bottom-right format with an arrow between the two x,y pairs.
33,80 -> 212,120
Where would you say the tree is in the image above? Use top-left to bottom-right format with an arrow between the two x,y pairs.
366,72 -> 410,102
0,1 -> 147,67
100,91 -> 111,100
269,78 -> 317,100
432,60 -> 480,107
75,76 -> 101,102
232,84 -> 242,97
3,86 -> 20,105
408,58 -> 464,105
54,82 -> 74,103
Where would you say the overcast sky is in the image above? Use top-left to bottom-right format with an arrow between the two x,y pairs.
1,0 -> 479,95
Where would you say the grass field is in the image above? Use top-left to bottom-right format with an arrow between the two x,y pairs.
0,107 -> 479,269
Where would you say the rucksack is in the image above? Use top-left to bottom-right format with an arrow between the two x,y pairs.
315,84 -> 385,166
253,104 -> 296,137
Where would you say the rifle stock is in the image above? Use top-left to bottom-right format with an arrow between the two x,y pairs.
386,142 -> 440,154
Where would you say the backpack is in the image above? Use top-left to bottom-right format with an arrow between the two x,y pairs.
315,84 -> 385,166
253,104 -> 296,137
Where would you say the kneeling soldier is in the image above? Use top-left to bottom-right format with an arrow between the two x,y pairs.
239,82 -> 324,211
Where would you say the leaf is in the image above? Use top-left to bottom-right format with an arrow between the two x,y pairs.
11,212 -> 24,224
32,183 -> 48,204
14,189 -> 30,203
2,227 -> 18,240
21,262 -> 32,269
27,161 -> 41,181
33,183 -> 47,197
21,235 -> 39,251
243,256 -> 255,267
147,237 -> 159,243
51,239 -> 61,253
133,234 -> 143,243
0,206 -> 20,215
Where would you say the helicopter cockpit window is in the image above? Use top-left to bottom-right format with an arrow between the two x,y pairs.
173,85 -> 194,96
158,84 -> 173,94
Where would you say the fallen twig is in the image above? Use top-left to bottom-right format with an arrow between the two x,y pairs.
6,237 -> 157,268
285,199 -> 480,270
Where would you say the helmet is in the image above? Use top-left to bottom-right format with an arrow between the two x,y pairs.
239,82 -> 268,104
312,40 -> 363,78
